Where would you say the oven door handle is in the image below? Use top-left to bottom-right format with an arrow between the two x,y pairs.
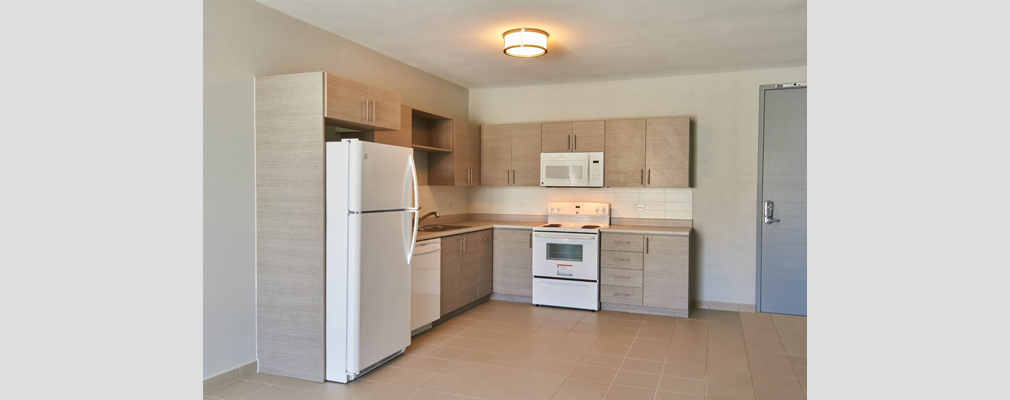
534,233 -> 598,241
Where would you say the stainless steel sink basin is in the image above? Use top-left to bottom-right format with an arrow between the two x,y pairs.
417,225 -> 468,232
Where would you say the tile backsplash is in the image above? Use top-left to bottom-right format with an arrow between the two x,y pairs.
470,187 -> 692,219
417,186 -> 469,216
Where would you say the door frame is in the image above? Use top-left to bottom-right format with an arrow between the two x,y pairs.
755,82 -> 807,313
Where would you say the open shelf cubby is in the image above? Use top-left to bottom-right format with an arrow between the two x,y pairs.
409,108 -> 453,152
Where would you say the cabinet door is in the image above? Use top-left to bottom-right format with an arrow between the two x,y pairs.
325,74 -> 367,123
477,229 -> 493,297
459,232 -> 480,305
541,122 -> 573,153
468,122 -> 481,186
439,235 -> 461,316
604,119 -> 647,187
481,125 -> 512,186
573,120 -> 605,152
511,123 -> 542,186
373,104 -> 412,148
646,117 -> 690,188
643,235 -> 689,310
453,120 -> 470,186
492,229 -> 533,296
367,85 -> 402,131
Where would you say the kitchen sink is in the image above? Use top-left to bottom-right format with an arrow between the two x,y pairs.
417,225 -> 468,232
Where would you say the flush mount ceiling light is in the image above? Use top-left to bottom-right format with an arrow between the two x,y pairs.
503,28 -> 549,58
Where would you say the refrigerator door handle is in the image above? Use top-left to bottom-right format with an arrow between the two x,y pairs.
405,153 -> 420,264
407,153 -> 420,211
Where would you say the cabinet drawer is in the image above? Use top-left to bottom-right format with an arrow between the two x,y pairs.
601,251 -> 643,270
600,268 -> 643,288
601,233 -> 644,252
601,285 -> 643,305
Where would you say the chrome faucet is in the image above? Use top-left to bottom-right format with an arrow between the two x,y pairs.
418,210 -> 440,225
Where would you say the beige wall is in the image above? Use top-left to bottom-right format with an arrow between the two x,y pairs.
468,67 -> 807,306
203,0 -> 468,379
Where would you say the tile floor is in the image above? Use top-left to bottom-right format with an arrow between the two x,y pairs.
205,301 -> 807,400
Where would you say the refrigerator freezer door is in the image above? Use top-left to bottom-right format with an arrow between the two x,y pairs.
345,211 -> 412,376
347,140 -> 417,212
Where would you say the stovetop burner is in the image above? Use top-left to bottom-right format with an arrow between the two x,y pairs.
581,225 -> 600,229
543,223 -> 562,227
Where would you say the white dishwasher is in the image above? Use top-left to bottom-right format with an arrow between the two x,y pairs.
410,239 -> 441,333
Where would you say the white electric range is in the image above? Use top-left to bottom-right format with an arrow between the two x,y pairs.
531,202 -> 610,311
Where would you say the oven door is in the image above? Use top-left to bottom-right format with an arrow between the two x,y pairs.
540,153 -> 590,187
532,232 -> 600,281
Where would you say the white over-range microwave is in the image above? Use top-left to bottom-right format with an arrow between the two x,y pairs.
540,152 -> 604,187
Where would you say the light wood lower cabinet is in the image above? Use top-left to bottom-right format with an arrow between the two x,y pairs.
439,234 -> 461,316
440,230 -> 490,316
492,228 -> 533,296
477,229 -> 493,297
599,232 -> 689,315
643,235 -> 689,310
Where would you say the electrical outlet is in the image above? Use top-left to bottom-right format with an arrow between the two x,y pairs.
449,201 -> 455,209
519,202 -> 527,208
636,204 -> 645,211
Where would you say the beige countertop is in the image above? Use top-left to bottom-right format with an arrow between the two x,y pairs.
600,225 -> 691,236
415,220 -> 541,241
416,220 -> 690,241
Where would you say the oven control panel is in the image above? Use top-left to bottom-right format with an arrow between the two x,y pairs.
548,202 -> 610,215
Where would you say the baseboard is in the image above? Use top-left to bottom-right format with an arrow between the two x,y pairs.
601,303 -> 688,318
490,293 -> 533,303
432,294 -> 492,328
204,360 -> 258,392
691,300 -> 756,313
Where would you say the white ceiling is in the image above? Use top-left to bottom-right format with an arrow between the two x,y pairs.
255,0 -> 807,89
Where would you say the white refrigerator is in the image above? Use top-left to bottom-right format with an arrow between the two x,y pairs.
325,139 -> 419,383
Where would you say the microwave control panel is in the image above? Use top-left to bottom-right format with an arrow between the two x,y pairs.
589,161 -> 602,183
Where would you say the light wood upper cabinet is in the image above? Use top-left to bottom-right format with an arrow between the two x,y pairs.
481,125 -> 512,186
604,119 -> 647,187
511,123 -> 542,186
480,123 -> 541,186
642,235 -> 689,310
604,117 -> 690,188
325,75 -> 369,125
573,121 -> 605,152
367,85 -> 401,131
645,117 -> 690,188
541,120 -> 604,153
452,120 -> 470,186
468,123 -> 481,186
541,122 -> 573,153
323,73 -> 401,131
373,104 -> 413,148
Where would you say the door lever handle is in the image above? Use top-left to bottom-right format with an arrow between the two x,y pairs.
764,200 -> 781,224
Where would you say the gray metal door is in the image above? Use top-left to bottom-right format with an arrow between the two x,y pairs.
757,84 -> 807,316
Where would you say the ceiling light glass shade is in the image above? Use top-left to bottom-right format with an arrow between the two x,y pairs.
503,28 -> 548,57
